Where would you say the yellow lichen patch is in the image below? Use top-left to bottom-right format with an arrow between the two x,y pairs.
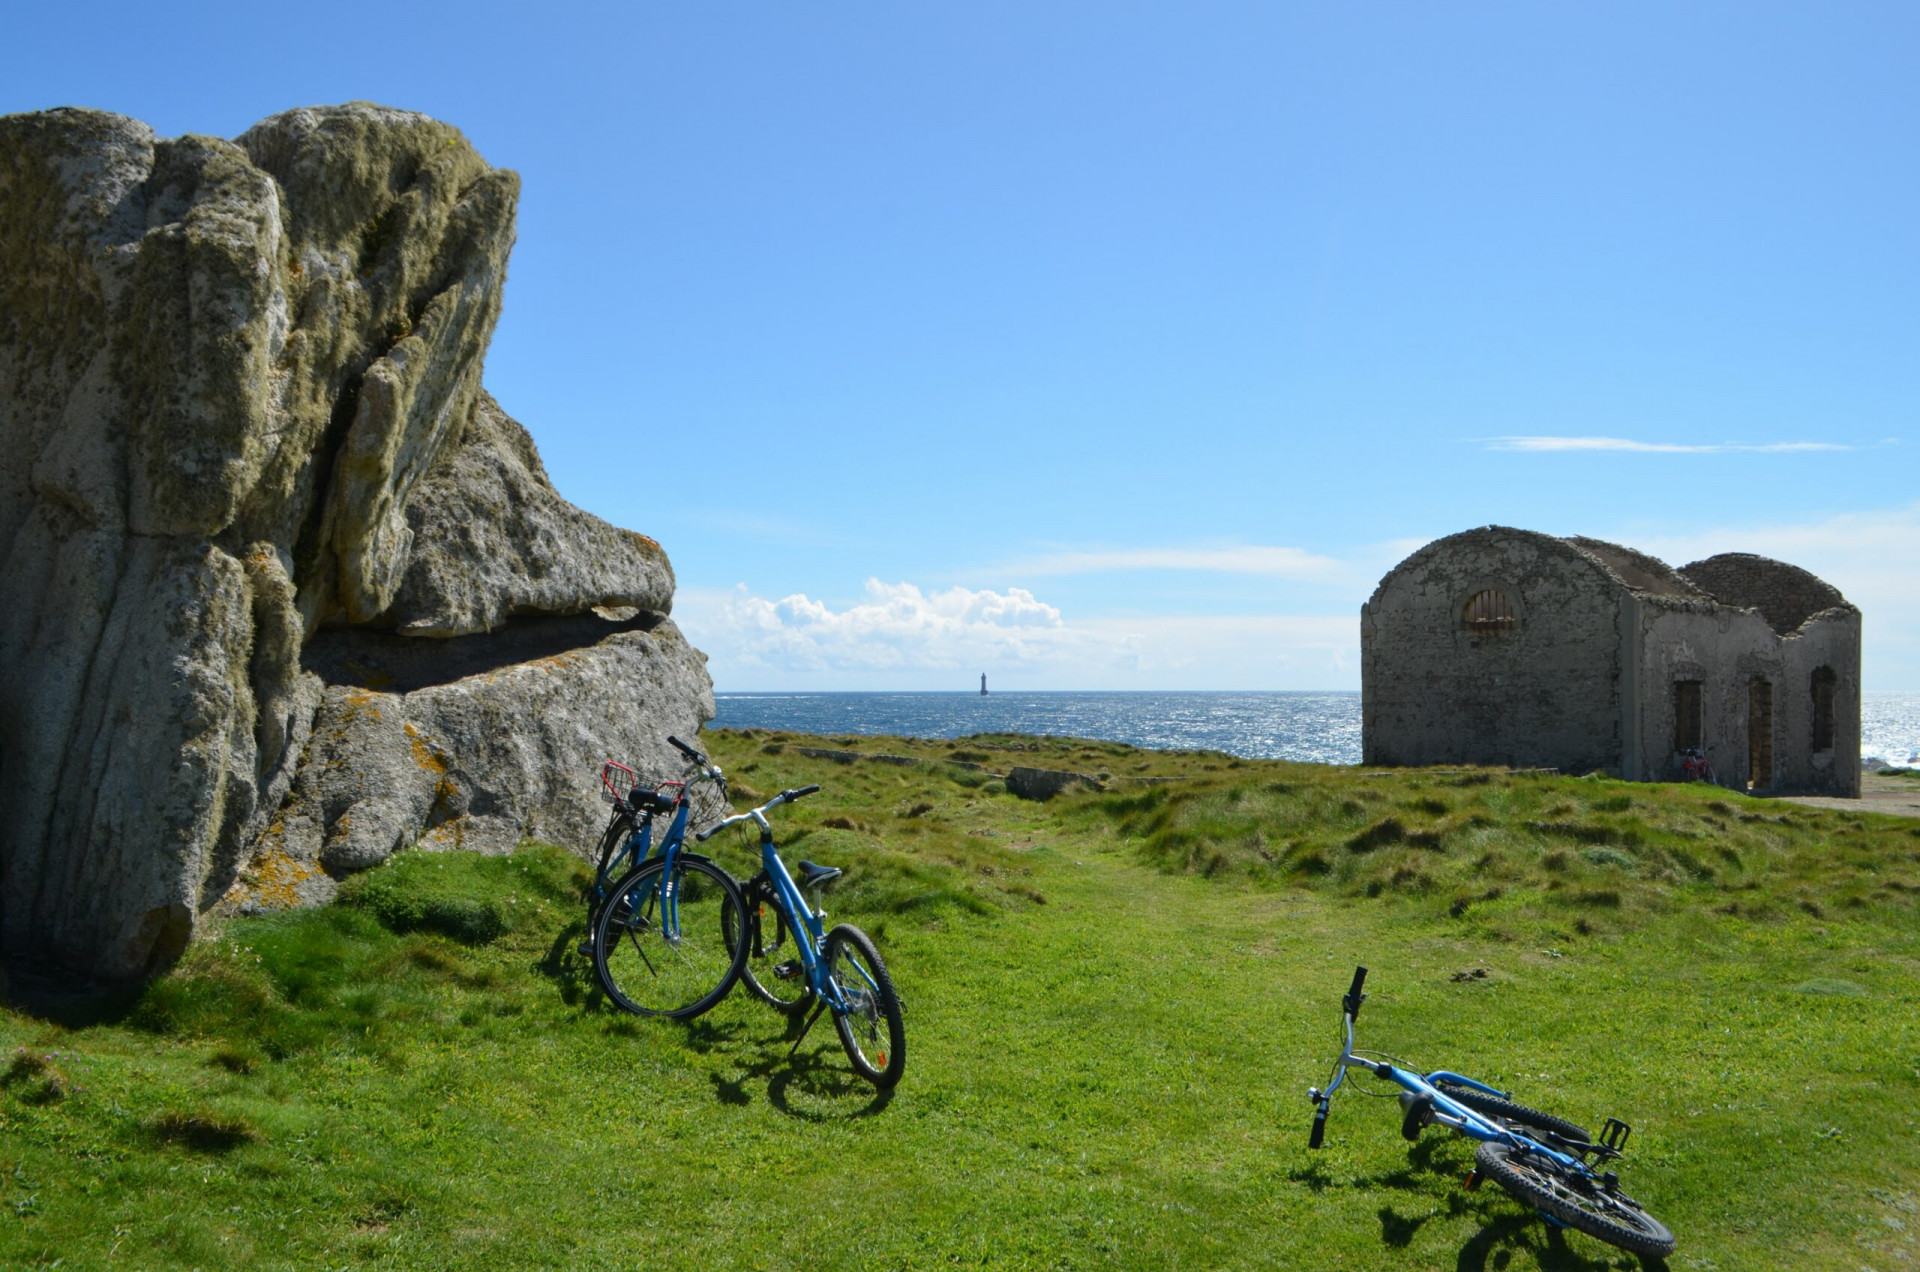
405,722 -> 448,774
339,687 -> 385,724
419,816 -> 468,851
225,846 -> 322,911
618,528 -> 662,552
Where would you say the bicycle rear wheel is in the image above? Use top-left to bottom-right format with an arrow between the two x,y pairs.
824,924 -> 905,1089
1475,1141 -> 1676,1258
594,855 -> 747,1019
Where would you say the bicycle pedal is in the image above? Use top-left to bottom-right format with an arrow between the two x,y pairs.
1462,1170 -> 1482,1192
576,940 -> 595,959
772,960 -> 803,981
1599,1117 -> 1632,1155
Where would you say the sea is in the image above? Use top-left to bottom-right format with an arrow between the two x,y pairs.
711,690 -> 1920,768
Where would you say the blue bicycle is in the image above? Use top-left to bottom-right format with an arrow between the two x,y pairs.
698,784 -> 906,1089
1308,967 -> 1675,1259
589,737 -> 747,1019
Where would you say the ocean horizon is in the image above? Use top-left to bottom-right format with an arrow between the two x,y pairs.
710,689 -> 1920,768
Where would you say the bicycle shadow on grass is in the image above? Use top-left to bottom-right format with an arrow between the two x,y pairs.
1448,1215 -> 1664,1272
533,927 -> 892,1119
703,1017 -> 894,1122
1290,1140 -> 1657,1272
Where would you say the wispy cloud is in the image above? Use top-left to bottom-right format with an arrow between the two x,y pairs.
1482,436 -> 1851,454
1003,544 -> 1342,578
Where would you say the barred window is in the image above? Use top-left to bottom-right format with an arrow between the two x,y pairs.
1463,589 -> 1517,630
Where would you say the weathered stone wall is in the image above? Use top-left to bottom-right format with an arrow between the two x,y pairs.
1628,601 -> 1859,795
1361,528 -> 1624,772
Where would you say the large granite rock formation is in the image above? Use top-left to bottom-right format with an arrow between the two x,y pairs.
0,104 -> 712,982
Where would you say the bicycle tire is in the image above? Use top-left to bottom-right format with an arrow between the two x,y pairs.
586,813 -> 635,929
1434,1082 -> 1590,1147
593,855 -> 747,1019
725,879 -> 813,1017
1475,1140 -> 1676,1258
824,924 -> 905,1089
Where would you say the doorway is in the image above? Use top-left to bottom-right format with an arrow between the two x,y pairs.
1747,679 -> 1773,791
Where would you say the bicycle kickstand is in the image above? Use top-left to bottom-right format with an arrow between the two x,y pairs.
788,1000 -> 828,1057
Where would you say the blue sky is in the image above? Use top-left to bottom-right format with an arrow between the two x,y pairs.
7,3 -> 1916,690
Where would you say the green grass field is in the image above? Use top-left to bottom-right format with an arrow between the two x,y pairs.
3,731 -> 1916,1270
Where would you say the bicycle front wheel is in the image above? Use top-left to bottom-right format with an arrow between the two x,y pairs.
1475,1141 -> 1676,1258
1435,1082 -> 1590,1147
594,856 -> 747,1019
824,924 -> 905,1089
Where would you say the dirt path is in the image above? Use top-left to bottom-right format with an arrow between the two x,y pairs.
1773,771 -> 1920,819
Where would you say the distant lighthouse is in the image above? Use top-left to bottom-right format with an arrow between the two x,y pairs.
980,673 -> 988,696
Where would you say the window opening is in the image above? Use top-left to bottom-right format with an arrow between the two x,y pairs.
1463,590 -> 1516,631
1747,679 -> 1773,791
1810,667 -> 1836,752
1672,681 -> 1703,752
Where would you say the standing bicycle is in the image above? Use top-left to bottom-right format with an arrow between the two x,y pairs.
698,785 -> 906,1089
589,736 -> 746,1020
1307,966 -> 1674,1258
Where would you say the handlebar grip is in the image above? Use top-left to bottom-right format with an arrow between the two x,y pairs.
1309,1105 -> 1328,1150
667,735 -> 705,762
1344,965 -> 1368,1020
695,825 -> 717,842
786,784 -> 821,801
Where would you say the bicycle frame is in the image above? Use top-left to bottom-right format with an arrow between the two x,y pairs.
594,771 -> 704,942
1309,970 -> 1594,1176
1315,1011 -> 1588,1169
746,818 -> 869,1014
700,788 -> 879,1016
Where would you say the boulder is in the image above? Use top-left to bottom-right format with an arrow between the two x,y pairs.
0,104 -> 713,982
230,616 -> 713,909
1005,767 -> 1105,801
380,393 -> 676,637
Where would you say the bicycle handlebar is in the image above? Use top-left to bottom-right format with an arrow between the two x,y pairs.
667,735 -> 706,764
1308,1103 -> 1328,1149
1344,966 -> 1368,1020
695,784 -> 822,841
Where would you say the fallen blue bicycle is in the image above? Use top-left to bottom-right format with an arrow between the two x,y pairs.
1307,967 -> 1675,1259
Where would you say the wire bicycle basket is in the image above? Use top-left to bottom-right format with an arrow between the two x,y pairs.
597,760 -> 732,832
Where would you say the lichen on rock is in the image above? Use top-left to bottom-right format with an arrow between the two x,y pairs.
0,103 -> 714,983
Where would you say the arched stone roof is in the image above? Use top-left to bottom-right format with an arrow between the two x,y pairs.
1678,553 -> 1855,635
1367,526 -> 1689,607
1562,537 -> 1709,600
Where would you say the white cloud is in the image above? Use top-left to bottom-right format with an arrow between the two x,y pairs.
673,580 -> 1358,691
1004,544 -> 1341,578
1483,436 -> 1852,454
1617,501 -> 1920,690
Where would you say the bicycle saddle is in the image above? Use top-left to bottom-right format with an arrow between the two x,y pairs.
796,860 -> 843,889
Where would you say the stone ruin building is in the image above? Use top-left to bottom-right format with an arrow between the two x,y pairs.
1361,527 -> 1860,796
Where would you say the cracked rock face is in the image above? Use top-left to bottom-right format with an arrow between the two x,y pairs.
0,104 -> 713,982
